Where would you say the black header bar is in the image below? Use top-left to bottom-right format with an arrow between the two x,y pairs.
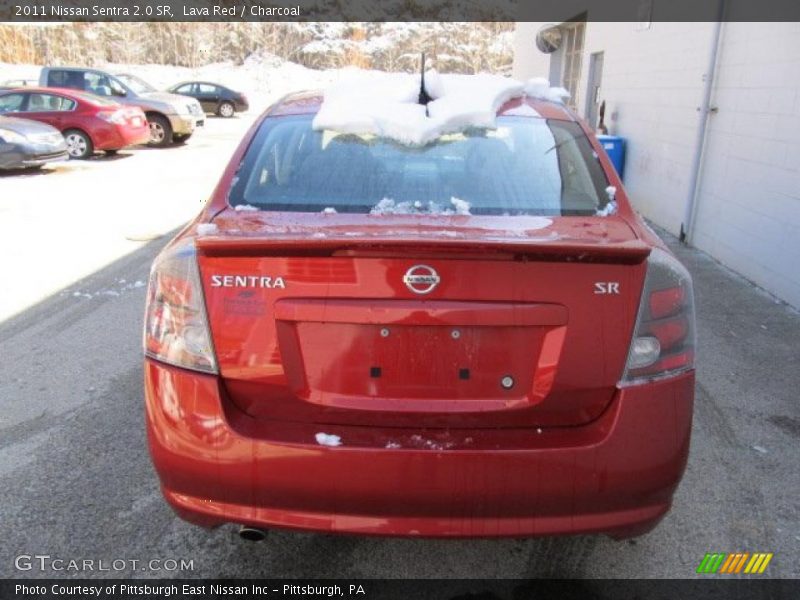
3,0 -> 800,22
2,579 -> 799,600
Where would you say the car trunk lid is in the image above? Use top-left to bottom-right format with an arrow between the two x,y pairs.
196,211 -> 648,428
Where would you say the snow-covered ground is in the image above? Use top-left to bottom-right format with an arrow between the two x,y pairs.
0,114 -> 255,322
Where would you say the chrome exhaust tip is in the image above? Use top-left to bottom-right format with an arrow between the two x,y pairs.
238,525 -> 267,542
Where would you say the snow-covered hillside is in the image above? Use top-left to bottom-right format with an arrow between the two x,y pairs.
0,22 -> 513,74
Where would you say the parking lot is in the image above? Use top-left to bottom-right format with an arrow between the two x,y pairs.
0,113 -> 798,580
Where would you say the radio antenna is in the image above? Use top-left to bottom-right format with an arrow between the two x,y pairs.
418,52 -> 432,115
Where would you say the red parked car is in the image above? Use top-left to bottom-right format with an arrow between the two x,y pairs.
144,87 -> 695,540
0,87 -> 149,159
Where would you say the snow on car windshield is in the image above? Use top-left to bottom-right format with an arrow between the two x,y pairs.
229,114 -> 611,216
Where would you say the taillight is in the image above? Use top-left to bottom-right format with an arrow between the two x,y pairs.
620,248 -> 695,385
143,238 -> 217,373
97,110 -> 127,125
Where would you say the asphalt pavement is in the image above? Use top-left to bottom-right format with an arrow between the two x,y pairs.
0,116 -> 798,580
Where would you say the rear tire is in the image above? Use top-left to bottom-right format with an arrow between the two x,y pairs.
217,101 -> 235,118
64,129 -> 93,160
147,114 -> 173,147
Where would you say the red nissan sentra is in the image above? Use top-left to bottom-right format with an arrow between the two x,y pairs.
144,80 -> 695,540
0,87 -> 150,159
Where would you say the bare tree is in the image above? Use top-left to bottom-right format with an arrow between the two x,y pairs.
0,22 -> 513,73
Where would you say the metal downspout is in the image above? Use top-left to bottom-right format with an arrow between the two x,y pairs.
680,7 -> 726,244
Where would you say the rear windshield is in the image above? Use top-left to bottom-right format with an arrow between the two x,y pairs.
229,115 -> 610,216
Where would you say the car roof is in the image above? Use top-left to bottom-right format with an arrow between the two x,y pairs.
267,90 -> 579,122
1,86 -> 121,106
2,86 -> 80,97
174,81 -> 229,88
43,66 -> 106,73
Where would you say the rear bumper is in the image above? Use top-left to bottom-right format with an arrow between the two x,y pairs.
91,122 -> 150,150
116,125 -> 151,147
145,360 -> 694,538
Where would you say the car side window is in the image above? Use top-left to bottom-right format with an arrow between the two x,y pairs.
176,84 -> 193,94
108,78 -> 127,97
47,70 -> 70,87
27,93 -> 76,112
0,93 -> 25,113
198,84 -> 216,94
84,72 -> 112,96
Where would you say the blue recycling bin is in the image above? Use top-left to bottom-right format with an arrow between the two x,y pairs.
597,135 -> 626,180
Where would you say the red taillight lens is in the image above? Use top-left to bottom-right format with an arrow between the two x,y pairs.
620,248 -> 695,385
649,316 -> 689,351
143,238 -> 217,373
125,109 -> 145,125
649,286 -> 685,319
97,109 -> 127,125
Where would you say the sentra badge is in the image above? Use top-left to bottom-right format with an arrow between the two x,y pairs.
210,275 -> 286,289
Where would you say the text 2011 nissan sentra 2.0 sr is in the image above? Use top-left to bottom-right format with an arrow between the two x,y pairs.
143,74 -> 695,540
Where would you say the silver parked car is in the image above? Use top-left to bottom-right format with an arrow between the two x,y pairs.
0,115 -> 68,170
39,67 -> 204,147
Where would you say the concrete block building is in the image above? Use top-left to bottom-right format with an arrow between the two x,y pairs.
514,21 -> 800,308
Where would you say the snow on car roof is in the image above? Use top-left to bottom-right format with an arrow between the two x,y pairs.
310,70 -> 571,146
523,77 -> 571,103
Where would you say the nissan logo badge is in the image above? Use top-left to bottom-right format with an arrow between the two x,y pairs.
403,265 -> 440,295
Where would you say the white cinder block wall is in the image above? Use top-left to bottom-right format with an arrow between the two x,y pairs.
514,22 -> 800,309
693,22 -> 800,308
514,23 -> 716,234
